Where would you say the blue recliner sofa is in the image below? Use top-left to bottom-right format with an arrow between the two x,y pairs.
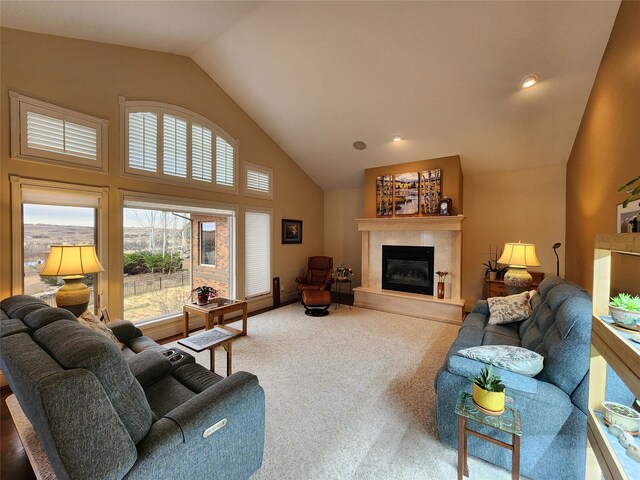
435,277 -> 592,479
1,295 -> 265,480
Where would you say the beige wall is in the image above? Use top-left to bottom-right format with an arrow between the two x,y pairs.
566,1 -> 640,291
323,188 -> 364,288
0,28 -> 324,313
462,165 -> 567,308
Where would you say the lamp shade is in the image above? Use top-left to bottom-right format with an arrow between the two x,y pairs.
497,242 -> 541,268
40,245 -> 104,277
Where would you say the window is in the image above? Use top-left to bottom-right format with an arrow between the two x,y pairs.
244,162 -> 273,199
245,209 -> 271,298
122,193 -> 236,324
121,98 -> 237,192
200,222 -> 216,266
10,177 -> 108,312
10,91 -> 108,170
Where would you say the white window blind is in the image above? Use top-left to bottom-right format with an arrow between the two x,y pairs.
247,168 -> 270,193
216,136 -> 234,186
128,112 -> 158,172
245,210 -> 271,298
192,124 -> 213,182
25,111 -> 98,161
163,114 -> 187,178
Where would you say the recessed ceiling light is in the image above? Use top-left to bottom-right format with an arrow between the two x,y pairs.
393,135 -> 402,142
353,141 -> 367,150
521,74 -> 539,89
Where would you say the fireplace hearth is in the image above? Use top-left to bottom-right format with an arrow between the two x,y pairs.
382,245 -> 434,295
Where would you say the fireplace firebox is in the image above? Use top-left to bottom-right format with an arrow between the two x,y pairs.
382,245 -> 434,295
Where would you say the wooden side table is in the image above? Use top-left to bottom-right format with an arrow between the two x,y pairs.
455,391 -> 522,479
484,272 -> 544,298
333,278 -> 353,310
178,326 -> 239,376
183,298 -> 248,338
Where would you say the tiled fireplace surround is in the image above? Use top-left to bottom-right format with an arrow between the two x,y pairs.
353,216 -> 465,324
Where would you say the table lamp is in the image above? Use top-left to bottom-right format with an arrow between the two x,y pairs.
497,241 -> 541,294
40,245 -> 104,316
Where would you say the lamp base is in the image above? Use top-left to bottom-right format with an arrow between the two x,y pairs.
503,267 -> 532,295
55,275 -> 89,316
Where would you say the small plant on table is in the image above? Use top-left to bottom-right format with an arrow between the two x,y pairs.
194,286 -> 218,305
469,364 -> 506,414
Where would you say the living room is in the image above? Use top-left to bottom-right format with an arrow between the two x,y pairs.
1,1 -> 639,479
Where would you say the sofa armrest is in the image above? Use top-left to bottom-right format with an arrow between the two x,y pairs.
127,350 -> 172,388
471,300 -> 489,315
164,370 -> 264,440
108,320 -> 142,343
447,355 -> 538,395
128,371 -> 265,479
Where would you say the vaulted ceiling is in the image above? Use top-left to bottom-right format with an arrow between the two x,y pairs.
1,1 -> 620,190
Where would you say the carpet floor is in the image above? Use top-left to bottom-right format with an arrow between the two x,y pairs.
169,304 -> 518,480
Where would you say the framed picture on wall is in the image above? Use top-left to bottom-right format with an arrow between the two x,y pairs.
282,219 -> 303,244
617,201 -> 640,233
393,172 -> 420,215
376,175 -> 394,217
420,168 -> 442,215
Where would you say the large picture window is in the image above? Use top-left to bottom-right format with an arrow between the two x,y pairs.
121,98 -> 238,192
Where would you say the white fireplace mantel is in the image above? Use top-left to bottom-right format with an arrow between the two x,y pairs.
354,215 -> 465,324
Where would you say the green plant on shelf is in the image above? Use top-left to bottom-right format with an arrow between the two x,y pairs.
618,175 -> 640,207
610,293 -> 640,312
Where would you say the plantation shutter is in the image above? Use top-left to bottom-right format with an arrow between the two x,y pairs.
245,210 -> 271,298
246,168 -> 270,193
192,124 -> 213,182
128,112 -> 158,172
216,136 -> 234,186
26,110 -> 98,161
163,114 -> 187,178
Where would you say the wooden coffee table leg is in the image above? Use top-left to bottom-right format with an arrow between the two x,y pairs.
242,304 -> 248,336
225,341 -> 232,377
182,308 -> 189,338
210,347 -> 216,373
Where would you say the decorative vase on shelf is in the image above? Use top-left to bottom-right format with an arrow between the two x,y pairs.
437,281 -> 445,299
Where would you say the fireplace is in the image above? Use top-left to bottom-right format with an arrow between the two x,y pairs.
382,245 -> 434,295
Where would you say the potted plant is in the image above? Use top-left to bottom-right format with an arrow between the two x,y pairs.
482,245 -> 507,281
609,293 -> 640,330
194,286 -> 218,305
618,175 -> 640,207
469,364 -> 505,414
334,265 -> 353,281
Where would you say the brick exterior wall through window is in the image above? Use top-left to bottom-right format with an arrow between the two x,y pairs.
191,215 -> 231,298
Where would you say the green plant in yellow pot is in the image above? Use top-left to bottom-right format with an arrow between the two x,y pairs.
470,364 -> 505,415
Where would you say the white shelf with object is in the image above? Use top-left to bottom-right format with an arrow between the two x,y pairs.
588,233 -> 640,480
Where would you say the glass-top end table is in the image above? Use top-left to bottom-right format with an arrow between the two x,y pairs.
455,391 -> 522,480
455,391 -> 522,436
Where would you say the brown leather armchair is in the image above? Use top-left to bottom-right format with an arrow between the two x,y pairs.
295,256 -> 334,292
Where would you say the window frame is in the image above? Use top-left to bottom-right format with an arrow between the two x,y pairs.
120,97 -> 239,193
10,91 -> 108,171
243,161 -> 273,199
10,176 -> 109,310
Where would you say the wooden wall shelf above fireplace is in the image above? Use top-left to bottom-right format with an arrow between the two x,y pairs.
355,215 -> 465,232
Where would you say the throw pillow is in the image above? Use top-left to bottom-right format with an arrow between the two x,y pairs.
78,311 -> 124,350
457,345 -> 544,377
487,291 -> 532,325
